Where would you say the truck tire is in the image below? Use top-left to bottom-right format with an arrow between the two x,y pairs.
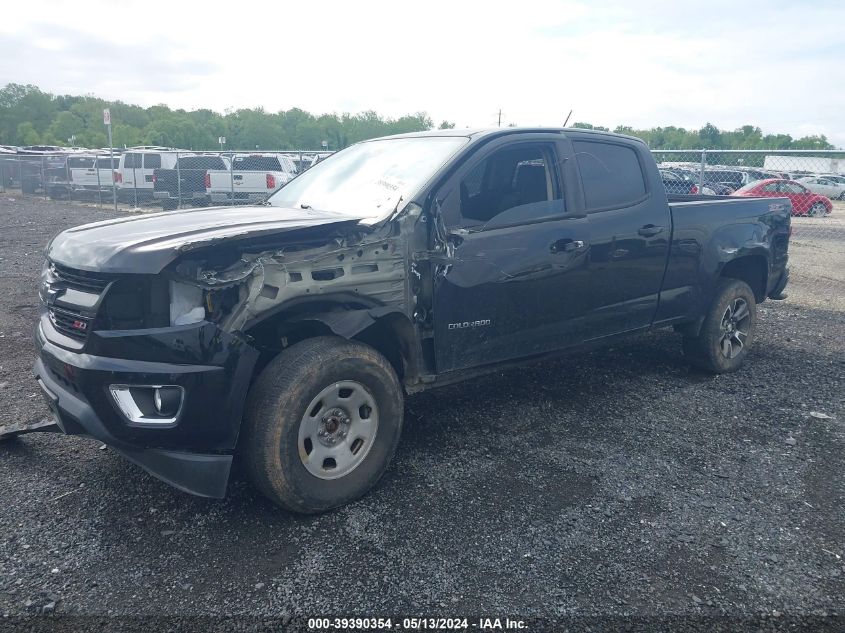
682,278 -> 757,374
240,336 -> 403,513
161,199 -> 178,211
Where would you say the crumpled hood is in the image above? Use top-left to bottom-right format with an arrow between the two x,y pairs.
46,205 -> 365,274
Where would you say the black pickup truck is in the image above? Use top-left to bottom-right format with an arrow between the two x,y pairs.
152,154 -> 228,210
32,128 -> 790,513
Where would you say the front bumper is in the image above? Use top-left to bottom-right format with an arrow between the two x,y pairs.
33,320 -> 260,498
153,191 -> 207,201
209,191 -> 266,204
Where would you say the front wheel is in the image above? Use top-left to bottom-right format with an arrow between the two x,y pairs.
809,202 -> 828,217
240,337 -> 404,513
683,278 -> 757,373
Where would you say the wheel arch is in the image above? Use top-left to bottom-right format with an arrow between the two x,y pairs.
719,254 -> 768,303
243,297 -> 419,388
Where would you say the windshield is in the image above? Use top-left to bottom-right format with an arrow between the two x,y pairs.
266,136 -> 469,219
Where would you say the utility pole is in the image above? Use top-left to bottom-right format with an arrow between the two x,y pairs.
104,108 -> 117,213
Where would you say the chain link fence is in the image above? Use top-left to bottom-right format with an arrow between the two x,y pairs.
1,146 -> 843,311
652,149 -> 845,311
0,149 -> 333,210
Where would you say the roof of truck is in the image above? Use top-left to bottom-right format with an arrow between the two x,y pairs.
369,126 -> 644,145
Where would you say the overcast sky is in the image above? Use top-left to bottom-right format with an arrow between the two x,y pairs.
2,0 -> 844,146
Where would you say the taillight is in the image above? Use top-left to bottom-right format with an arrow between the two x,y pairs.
690,184 -> 699,194
114,171 -> 122,183
266,174 -> 276,189
152,174 -> 156,184
204,172 -> 211,188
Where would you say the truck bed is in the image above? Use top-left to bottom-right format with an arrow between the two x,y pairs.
653,195 -> 791,326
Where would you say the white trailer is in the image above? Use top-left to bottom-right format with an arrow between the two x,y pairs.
764,155 -> 845,175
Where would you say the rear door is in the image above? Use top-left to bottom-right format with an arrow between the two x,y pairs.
570,137 -> 671,339
141,153 -> 161,190
780,181 -> 812,213
96,156 -> 117,188
120,153 -> 141,188
815,178 -> 837,197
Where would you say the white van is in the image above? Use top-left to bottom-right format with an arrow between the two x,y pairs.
114,148 -> 183,201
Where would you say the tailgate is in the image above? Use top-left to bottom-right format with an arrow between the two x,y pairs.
153,168 -> 178,193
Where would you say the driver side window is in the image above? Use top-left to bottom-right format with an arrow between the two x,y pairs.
458,143 -> 561,227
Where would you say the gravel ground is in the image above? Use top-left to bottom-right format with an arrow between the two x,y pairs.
0,196 -> 843,630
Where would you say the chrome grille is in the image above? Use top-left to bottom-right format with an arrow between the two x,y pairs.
48,305 -> 92,341
51,263 -> 114,293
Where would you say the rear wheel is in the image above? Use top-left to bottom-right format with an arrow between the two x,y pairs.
241,337 -> 403,513
683,278 -> 756,373
809,202 -> 828,217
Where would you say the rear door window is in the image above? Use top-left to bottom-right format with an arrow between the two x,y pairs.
783,183 -> 807,194
123,153 -> 141,168
96,158 -> 117,169
143,154 -> 161,169
573,141 -> 646,210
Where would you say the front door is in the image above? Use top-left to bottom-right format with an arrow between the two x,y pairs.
431,138 -> 590,372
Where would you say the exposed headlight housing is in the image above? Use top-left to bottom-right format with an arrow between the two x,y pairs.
169,281 -> 206,326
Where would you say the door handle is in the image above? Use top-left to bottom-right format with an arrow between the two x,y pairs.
638,224 -> 665,237
550,238 -> 585,253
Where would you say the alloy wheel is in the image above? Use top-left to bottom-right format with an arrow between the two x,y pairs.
719,298 -> 751,359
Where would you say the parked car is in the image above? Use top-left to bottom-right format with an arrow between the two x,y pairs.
796,176 -> 845,200
14,151 -> 68,194
659,169 -> 716,195
660,167 -> 733,196
114,148 -> 184,202
68,155 -> 118,196
732,179 -> 832,216
818,174 -> 845,187
704,169 -> 773,194
153,154 -> 230,210
33,128 -> 791,513
43,155 -> 81,199
206,153 -> 297,204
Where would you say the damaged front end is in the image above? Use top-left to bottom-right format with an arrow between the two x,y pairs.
30,211 -> 417,497
164,224 -> 408,336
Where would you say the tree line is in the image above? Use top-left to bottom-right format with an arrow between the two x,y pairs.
0,83 -> 836,152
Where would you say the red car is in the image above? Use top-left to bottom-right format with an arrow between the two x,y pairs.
732,179 -> 832,217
